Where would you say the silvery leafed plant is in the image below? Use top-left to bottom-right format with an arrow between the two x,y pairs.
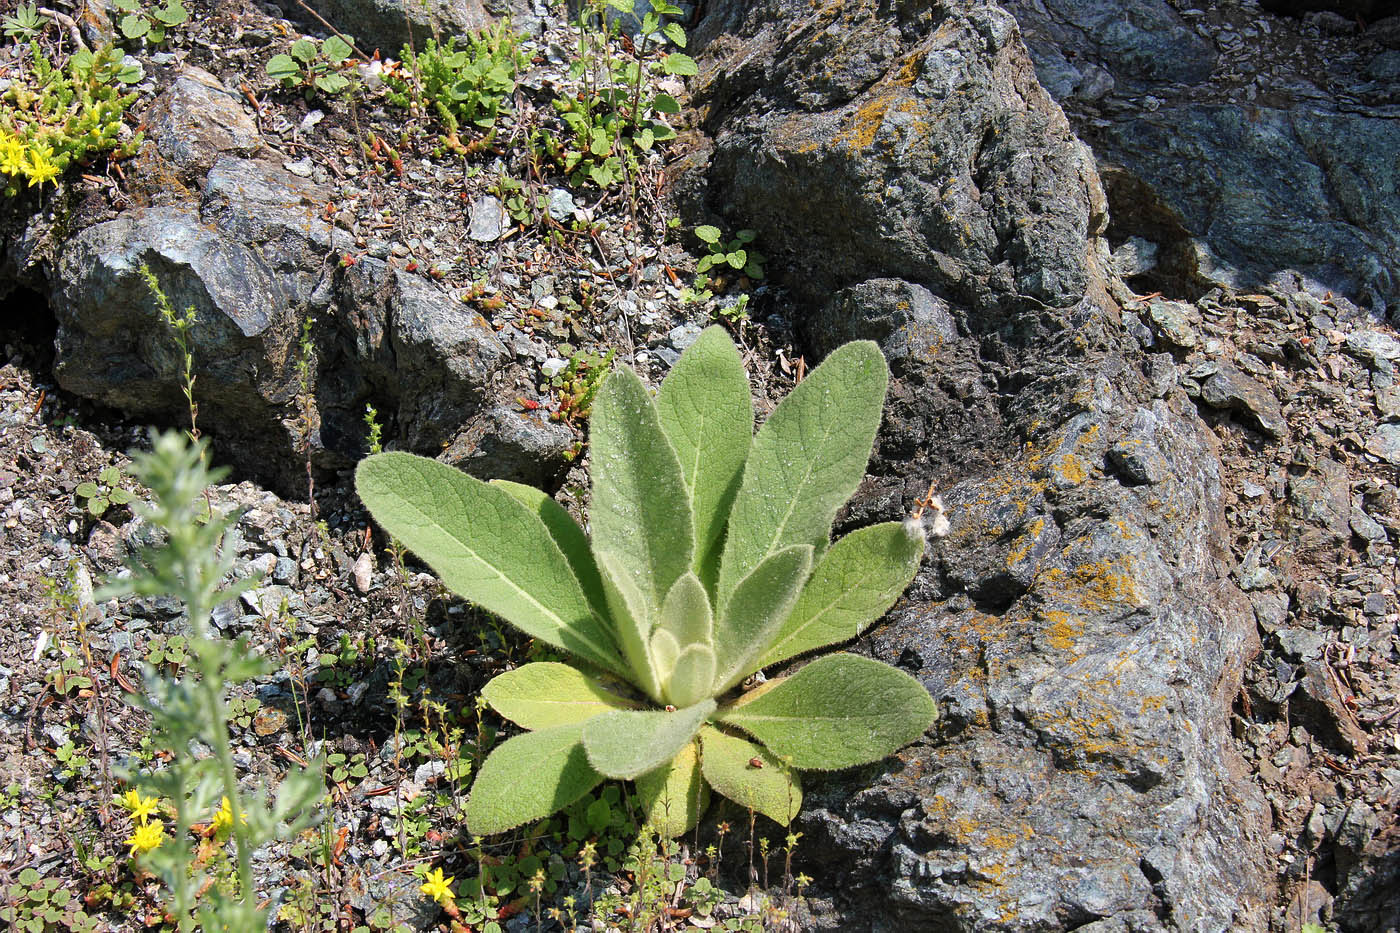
356,326 -> 937,835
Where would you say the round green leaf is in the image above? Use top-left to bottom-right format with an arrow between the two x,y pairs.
119,14 -> 148,39
74,482 -> 99,499
694,225 -> 722,245
663,53 -> 698,76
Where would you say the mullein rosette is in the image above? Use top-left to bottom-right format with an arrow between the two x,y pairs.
356,326 -> 937,836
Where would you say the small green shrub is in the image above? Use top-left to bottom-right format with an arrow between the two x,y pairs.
102,432 -> 323,930
357,326 -> 938,837
0,42 -> 141,195
266,34 -> 357,98
111,0 -> 187,44
538,0 -> 692,188
385,26 -> 527,151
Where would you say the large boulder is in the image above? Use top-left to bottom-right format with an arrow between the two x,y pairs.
689,1 -> 1272,928
685,0 -> 1112,320
1000,0 -> 1400,315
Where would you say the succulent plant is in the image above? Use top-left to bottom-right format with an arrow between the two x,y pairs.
356,326 -> 937,836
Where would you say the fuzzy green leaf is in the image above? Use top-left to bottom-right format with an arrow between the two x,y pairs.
759,522 -> 924,669
666,644 -> 716,708
596,549 -> 661,701
712,545 -> 812,693
466,723 -> 602,836
482,662 -> 640,730
636,740 -> 707,837
694,225 -> 721,245
650,628 -> 681,683
355,453 -> 624,677
581,700 -> 716,780
656,572 -> 714,649
698,726 -> 801,825
75,481 -> 99,499
717,654 -> 936,770
717,342 -> 888,603
657,326 -> 753,590
589,366 -> 694,611
491,480 -> 608,620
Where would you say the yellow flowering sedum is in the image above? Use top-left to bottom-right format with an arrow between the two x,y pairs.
125,818 -> 166,858
419,867 -> 455,907
117,788 -> 162,824
211,796 -> 245,838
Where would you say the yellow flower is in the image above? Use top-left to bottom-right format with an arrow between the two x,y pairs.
24,147 -> 59,187
419,867 -> 455,907
125,818 -> 166,858
211,796 -> 245,838
117,789 -> 161,825
0,135 -> 26,177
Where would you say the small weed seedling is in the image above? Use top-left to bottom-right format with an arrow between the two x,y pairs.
358,326 -> 941,837
75,465 -> 135,518
2,3 -> 45,41
111,0 -> 187,44
546,347 -> 615,425
267,35 -> 358,99
695,225 -> 765,282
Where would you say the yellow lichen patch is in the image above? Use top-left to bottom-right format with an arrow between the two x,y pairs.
1041,610 -> 1083,653
1005,516 -> 1047,568
1140,695 -> 1167,712
1052,453 -> 1089,485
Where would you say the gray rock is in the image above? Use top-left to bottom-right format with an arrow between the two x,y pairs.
686,13 -> 1271,925
689,0 -> 1111,317
1192,362 -> 1287,439
53,159 -> 509,495
443,404 -> 576,489
1345,329 -> 1400,371
546,187 -> 576,221
668,323 -> 703,351
1002,0 -> 1400,314
469,195 -> 508,242
268,0 -> 538,56
1143,298 -> 1199,350
1366,423 -> 1400,464
1288,458 -> 1352,553
144,67 -> 261,179
808,279 -> 959,369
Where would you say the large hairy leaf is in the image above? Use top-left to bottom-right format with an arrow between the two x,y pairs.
466,723 -> 603,836
596,549 -> 661,701
698,726 -> 801,826
481,663 -> 639,730
490,480 -> 608,620
636,740 -> 708,837
717,654 -> 937,770
656,326 -> 753,590
712,545 -> 812,694
581,700 -> 715,780
717,342 -> 888,604
356,453 -> 624,676
589,366 -> 694,609
759,522 -> 925,669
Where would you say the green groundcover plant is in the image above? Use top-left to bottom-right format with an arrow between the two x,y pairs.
356,327 -> 937,836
